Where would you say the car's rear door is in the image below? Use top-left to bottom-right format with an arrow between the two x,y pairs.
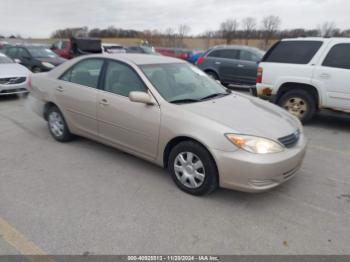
97,59 -> 161,159
313,43 -> 350,111
55,58 -> 104,137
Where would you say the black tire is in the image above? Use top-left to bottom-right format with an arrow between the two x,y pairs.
168,141 -> 218,196
278,89 -> 317,124
47,106 -> 74,142
32,66 -> 42,73
206,71 -> 219,81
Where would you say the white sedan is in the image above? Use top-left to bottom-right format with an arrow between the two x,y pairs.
0,53 -> 30,96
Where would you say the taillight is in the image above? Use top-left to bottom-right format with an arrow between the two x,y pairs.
196,56 -> 205,65
256,67 -> 263,84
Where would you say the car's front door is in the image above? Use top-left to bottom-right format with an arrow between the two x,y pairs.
313,43 -> 350,111
217,49 -> 240,84
97,60 -> 161,159
236,50 -> 260,86
56,58 -> 104,137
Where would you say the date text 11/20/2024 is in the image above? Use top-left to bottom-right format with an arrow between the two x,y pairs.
127,256 -> 220,261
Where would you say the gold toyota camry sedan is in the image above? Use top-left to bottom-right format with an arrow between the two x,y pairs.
29,54 -> 307,195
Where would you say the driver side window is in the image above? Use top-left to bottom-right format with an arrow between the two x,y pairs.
240,50 -> 259,62
103,61 -> 146,97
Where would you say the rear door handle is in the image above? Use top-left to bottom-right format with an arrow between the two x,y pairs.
320,73 -> 330,79
215,61 -> 221,65
56,86 -> 64,92
99,98 -> 109,106
237,64 -> 245,68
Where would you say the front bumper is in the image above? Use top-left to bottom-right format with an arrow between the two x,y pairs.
212,134 -> 307,193
0,82 -> 28,96
254,84 -> 277,103
27,95 -> 45,118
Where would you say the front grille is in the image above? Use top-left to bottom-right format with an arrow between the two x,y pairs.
278,130 -> 300,148
0,88 -> 27,94
0,77 -> 26,85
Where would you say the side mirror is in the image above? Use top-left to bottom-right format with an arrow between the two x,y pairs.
14,58 -> 21,63
129,91 -> 154,105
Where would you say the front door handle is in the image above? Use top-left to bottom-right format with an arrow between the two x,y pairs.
56,86 -> 64,92
237,64 -> 245,68
99,98 -> 109,106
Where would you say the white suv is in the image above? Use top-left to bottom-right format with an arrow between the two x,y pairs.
254,38 -> 350,123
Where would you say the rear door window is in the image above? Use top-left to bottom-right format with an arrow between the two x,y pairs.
220,49 -> 239,60
262,41 -> 323,64
322,44 -> 350,70
60,59 -> 104,88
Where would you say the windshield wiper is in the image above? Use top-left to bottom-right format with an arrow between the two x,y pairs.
199,92 -> 229,101
169,98 -> 200,104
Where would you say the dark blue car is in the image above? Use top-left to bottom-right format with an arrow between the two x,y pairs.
197,45 -> 264,87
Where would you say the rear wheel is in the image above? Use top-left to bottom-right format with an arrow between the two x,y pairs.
47,106 -> 74,142
278,89 -> 316,123
168,141 -> 218,196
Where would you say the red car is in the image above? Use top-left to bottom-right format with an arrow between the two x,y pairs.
155,47 -> 192,60
51,40 -> 72,59
51,38 -> 102,59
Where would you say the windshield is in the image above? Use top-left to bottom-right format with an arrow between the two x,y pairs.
141,63 -> 228,103
141,46 -> 156,54
27,47 -> 57,58
0,55 -> 14,64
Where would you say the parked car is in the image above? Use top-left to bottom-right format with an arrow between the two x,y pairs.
156,47 -> 193,60
197,45 -> 264,87
0,41 -> 10,53
51,37 -> 102,59
102,43 -> 126,54
0,53 -> 30,96
51,40 -> 71,59
187,51 -> 204,64
126,45 -> 159,55
254,37 -> 350,123
29,54 -> 306,195
5,45 -> 66,73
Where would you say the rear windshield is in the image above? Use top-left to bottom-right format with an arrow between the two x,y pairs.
262,41 -> 323,64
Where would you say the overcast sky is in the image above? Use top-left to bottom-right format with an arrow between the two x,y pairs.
0,0 -> 349,38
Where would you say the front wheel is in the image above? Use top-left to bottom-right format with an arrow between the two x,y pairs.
278,89 -> 317,124
206,71 -> 219,81
168,141 -> 218,196
32,67 -> 42,73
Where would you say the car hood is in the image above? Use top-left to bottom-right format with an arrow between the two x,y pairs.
182,93 -> 299,140
37,57 -> 66,66
0,63 -> 30,78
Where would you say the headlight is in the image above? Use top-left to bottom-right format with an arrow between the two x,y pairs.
41,62 -> 55,68
226,134 -> 284,154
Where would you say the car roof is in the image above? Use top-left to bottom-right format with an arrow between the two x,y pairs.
83,53 -> 186,65
210,45 -> 262,52
281,37 -> 350,43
